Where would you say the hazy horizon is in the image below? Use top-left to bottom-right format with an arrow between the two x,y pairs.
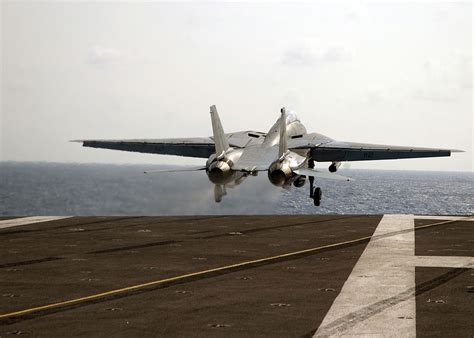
2,160 -> 474,174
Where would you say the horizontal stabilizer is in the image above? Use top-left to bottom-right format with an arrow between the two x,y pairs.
144,166 -> 206,174
294,168 -> 353,181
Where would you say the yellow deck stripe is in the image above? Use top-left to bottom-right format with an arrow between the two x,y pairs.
0,217 -> 471,320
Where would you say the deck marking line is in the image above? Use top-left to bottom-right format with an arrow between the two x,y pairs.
0,216 -> 470,322
314,215 -> 473,337
0,217 -> 72,229
0,235 -> 375,321
414,256 -> 474,269
414,215 -> 474,221
315,214 -> 416,337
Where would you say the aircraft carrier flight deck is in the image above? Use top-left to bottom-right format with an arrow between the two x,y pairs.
0,215 -> 472,337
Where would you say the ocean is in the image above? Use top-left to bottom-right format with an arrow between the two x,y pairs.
0,162 -> 472,216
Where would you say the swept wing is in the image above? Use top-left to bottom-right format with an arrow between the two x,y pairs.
72,131 -> 266,159
289,135 -> 461,162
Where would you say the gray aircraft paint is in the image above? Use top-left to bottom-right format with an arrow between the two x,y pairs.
75,105 -> 461,203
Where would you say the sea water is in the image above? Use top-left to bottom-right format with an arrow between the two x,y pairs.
0,162 -> 472,216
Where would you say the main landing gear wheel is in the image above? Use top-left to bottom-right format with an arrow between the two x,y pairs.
313,187 -> 322,206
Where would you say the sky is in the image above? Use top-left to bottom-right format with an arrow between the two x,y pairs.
1,1 -> 472,171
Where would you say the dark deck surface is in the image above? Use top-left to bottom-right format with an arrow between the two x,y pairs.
0,216 -> 472,337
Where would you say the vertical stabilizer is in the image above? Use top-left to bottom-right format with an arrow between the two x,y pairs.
279,107 -> 288,157
210,105 -> 230,156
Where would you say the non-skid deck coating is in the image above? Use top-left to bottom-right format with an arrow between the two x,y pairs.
0,215 -> 472,337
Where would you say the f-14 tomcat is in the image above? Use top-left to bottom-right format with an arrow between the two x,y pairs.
74,105 -> 461,206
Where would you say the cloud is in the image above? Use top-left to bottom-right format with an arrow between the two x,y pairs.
411,88 -> 457,103
86,47 -> 123,66
281,46 -> 316,67
320,47 -> 350,63
363,52 -> 474,105
282,45 -> 351,67
423,53 -> 472,89
410,52 -> 472,102
344,4 -> 369,23
365,87 -> 389,104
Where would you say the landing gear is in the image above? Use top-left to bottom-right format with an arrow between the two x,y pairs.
309,177 -> 322,206
313,187 -> 322,206
309,158 -> 315,198
308,159 -> 322,206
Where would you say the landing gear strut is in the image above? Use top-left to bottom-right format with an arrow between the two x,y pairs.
308,159 -> 322,206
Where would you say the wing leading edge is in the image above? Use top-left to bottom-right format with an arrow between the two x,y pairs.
74,138 -> 215,159
309,141 -> 462,162
73,130 -> 266,159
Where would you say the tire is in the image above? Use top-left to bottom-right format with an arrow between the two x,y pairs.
313,187 -> 322,206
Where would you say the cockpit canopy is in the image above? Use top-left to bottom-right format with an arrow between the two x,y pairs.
286,110 -> 299,124
262,109 -> 307,145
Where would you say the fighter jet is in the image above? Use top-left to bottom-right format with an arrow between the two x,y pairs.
74,105 -> 462,206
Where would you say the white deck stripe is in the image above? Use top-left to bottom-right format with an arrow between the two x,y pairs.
414,256 -> 474,269
314,214 -> 416,337
0,216 -> 72,229
414,216 -> 474,221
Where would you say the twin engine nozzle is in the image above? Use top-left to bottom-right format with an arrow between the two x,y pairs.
206,153 -> 306,188
206,154 -> 234,185
267,160 -> 293,187
205,149 -> 246,185
267,156 -> 306,188
205,105 -> 308,188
